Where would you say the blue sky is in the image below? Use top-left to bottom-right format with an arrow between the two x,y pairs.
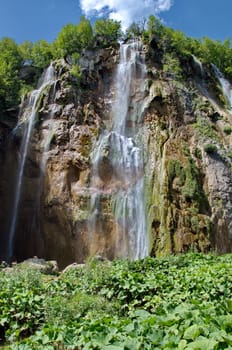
162,0 -> 232,41
0,0 -> 231,43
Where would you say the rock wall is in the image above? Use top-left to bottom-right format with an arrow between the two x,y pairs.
144,48 -> 232,255
0,110 -> 19,260
0,42 -> 232,267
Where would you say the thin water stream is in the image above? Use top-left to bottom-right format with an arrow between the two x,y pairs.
212,64 -> 232,112
7,65 -> 55,262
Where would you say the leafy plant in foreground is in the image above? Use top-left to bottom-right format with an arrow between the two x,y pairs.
1,253 -> 232,349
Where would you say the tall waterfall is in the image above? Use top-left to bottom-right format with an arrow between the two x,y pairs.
7,64 -> 55,262
89,41 -> 148,259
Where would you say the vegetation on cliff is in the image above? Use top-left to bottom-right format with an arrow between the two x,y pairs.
0,15 -> 231,114
0,253 -> 232,349
0,17 -> 121,113
143,16 -> 232,79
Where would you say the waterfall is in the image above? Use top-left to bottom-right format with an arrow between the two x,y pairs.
192,58 -> 223,111
7,64 -> 55,262
40,83 -> 58,175
212,64 -> 232,111
192,55 -> 204,78
89,41 -> 148,259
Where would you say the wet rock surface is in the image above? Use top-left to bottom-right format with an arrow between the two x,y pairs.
0,43 -> 232,267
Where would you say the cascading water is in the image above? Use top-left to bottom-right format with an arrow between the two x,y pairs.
7,64 -> 55,262
192,55 -> 204,78
212,64 -> 232,112
192,57 -> 223,111
89,41 -> 148,259
39,82 -> 58,175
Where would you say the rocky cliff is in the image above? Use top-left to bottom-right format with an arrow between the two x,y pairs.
0,40 -> 232,267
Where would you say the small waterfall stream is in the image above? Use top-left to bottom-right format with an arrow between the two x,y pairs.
7,64 -> 55,262
212,64 -> 232,111
89,41 -> 148,259
192,57 -> 228,112
39,82 -> 58,175
192,55 -> 204,78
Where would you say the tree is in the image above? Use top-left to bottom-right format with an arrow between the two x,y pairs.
18,41 -> 33,63
126,22 -> 142,39
31,40 -> 54,68
94,19 -> 122,47
55,23 -> 81,58
0,37 -> 22,110
147,15 -> 163,36
76,16 -> 93,49
200,37 -> 232,78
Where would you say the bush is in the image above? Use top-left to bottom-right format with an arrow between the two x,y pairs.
163,53 -> 183,80
223,126 -> 232,135
194,147 -> 202,159
204,143 -> 217,153
2,254 -> 232,349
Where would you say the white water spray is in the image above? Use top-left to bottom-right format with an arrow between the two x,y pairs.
89,41 -> 148,259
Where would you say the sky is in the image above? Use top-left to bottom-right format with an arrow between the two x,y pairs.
0,0 -> 231,43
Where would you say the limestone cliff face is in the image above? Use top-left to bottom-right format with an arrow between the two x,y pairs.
0,41 -> 232,267
144,47 -> 232,255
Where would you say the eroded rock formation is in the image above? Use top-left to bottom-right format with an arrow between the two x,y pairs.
0,40 -> 232,267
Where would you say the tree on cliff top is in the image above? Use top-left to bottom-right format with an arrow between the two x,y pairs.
94,19 -> 122,47
0,37 -> 22,111
54,16 -> 93,58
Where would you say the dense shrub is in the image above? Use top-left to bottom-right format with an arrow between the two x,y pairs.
223,126 -> 232,135
204,143 -> 218,153
1,254 -> 232,349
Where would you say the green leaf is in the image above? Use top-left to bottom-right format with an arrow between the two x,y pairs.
186,336 -> 218,350
103,346 -> 124,350
178,340 -> 187,350
183,325 -> 201,340
133,309 -> 151,319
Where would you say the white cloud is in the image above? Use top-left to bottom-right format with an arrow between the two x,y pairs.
80,0 -> 173,30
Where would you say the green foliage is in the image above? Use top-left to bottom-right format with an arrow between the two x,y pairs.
54,23 -> 82,58
1,254 -> 232,349
0,267 -> 45,343
145,15 -> 232,81
223,126 -> 232,135
94,19 -> 122,47
168,156 -> 209,213
168,159 -> 186,188
182,158 -> 202,201
70,64 -> 81,80
163,53 -> 183,80
147,15 -> 163,37
204,143 -> 218,154
200,37 -> 232,80
76,16 -> 93,49
0,17 -> 94,110
193,118 -> 220,142
193,147 -> 202,159
0,37 -> 22,111
1,14 -> 232,113
126,22 -> 143,39
18,41 -> 33,63
54,16 -> 93,58
31,40 -> 54,68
